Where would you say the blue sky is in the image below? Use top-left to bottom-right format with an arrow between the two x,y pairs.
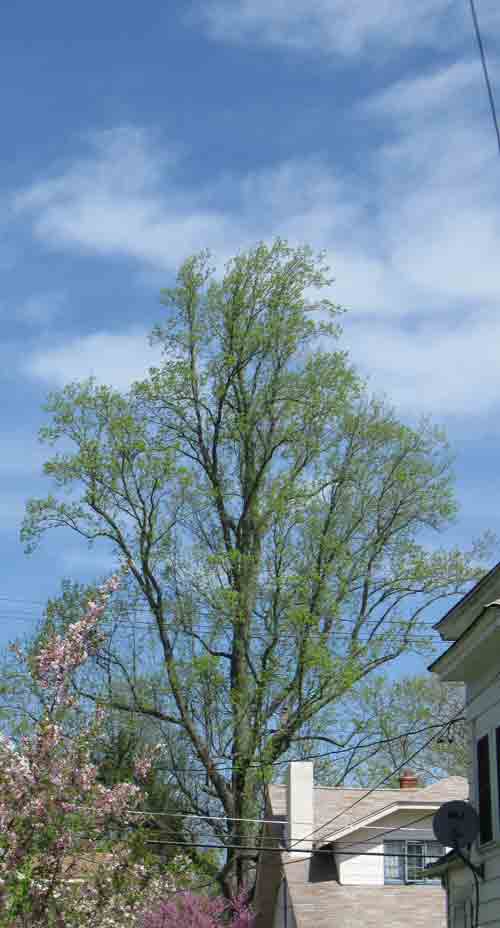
1,0 -> 500,677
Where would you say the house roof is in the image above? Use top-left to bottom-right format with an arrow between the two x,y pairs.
285,877 -> 447,928
429,600 -> 500,681
433,560 -> 500,642
268,776 -> 468,844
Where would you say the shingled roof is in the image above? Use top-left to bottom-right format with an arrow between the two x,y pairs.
268,775 -> 468,844
256,774 -> 468,928
285,879 -> 447,928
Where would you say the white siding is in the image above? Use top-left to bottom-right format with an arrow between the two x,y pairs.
445,673 -> 500,926
333,812 -> 438,886
335,839 -> 383,885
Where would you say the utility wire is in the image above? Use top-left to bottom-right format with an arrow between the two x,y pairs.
285,707 -> 464,853
0,607 -> 440,634
154,717 -> 462,773
326,809 -> 452,852
140,837 -> 443,862
13,719 -> 458,778
80,794 -> 454,831
469,0 -> 500,155
154,802 -> 465,898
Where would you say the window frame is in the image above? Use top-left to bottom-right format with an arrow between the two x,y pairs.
383,839 -> 443,885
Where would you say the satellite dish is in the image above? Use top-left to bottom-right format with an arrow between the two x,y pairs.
433,801 -> 479,849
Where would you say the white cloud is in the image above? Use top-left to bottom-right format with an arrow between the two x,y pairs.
24,329 -> 164,390
188,0 -> 469,56
14,127 -> 239,272
343,310 -> 500,419
15,54 -> 500,420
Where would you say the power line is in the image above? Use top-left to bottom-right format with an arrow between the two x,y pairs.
84,781 -> 460,828
0,604 -> 440,633
21,718 -> 459,778
286,707 -> 464,853
323,808 -> 457,852
141,837 -> 442,862
0,593 -> 442,629
469,0 -> 500,155
154,794 -> 465,898
152,718 -> 463,773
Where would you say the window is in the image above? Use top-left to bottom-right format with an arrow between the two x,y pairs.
477,734 -> 493,843
384,840 -> 443,884
384,840 -> 404,883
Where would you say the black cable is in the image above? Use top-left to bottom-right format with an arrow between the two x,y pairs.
330,810 -> 447,852
153,718 -> 463,774
142,837 -> 443,861
286,708 -> 464,852
1,609 -> 441,641
469,0 -> 500,155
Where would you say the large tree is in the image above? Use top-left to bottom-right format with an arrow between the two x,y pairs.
287,673 -> 468,788
21,238 -> 490,893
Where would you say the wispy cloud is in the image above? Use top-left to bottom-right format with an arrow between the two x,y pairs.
187,0 -> 480,57
15,54 -> 500,420
345,311 -> 500,418
24,329 -> 164,390
14,127 -> 239,272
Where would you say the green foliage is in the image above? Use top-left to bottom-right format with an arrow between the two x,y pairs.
19,237 -> 494,894
335,673 -> 468,786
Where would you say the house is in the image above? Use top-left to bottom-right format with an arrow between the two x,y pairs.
425,559 -> 500,927
254,760 -> 468,928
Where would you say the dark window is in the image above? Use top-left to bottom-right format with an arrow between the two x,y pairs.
477,734 -> 493,843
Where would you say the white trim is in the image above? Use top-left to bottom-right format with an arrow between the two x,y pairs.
434,561 -> 500,643
431,609 -> 500,682
315,802 -> 441,845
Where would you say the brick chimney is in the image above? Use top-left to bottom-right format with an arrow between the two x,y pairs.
287,761 -> 314,852
399,769 -> 419,789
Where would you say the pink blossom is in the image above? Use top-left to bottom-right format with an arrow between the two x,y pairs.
33,573 -> 122,707
0,570 -> 193,926
141,890 -> 255,928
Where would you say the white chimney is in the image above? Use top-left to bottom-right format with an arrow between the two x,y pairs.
286,761 -> 314,853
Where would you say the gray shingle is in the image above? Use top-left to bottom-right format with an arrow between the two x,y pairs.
268,776 -> 468,843
286,881 -> 446,928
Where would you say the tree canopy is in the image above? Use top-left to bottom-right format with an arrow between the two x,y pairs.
21,238 -> 491,893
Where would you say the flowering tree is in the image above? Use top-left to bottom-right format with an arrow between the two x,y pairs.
0,569 -> 195,927
141,890 -> 254,928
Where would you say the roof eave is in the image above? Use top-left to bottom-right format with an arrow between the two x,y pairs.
433,561 -> 500,641
314,801 -> 443,847
429,607 -> 500,682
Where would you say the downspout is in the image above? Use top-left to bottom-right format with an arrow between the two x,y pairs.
443,871 -> 450,928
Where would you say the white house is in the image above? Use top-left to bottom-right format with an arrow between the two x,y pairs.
426,559 -> 500,927
254,761 -> 468,928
